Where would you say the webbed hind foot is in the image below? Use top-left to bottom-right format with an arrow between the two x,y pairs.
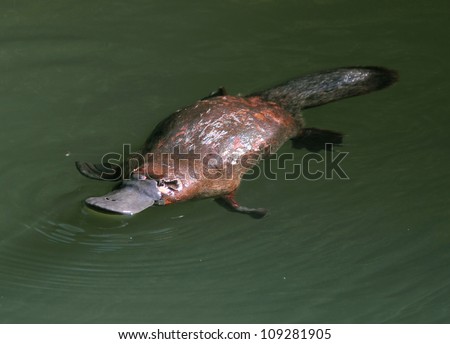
216,192 -> 268,219
292,127 -> 343,152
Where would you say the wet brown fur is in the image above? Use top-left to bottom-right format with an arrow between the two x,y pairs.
135,95 -> 299,203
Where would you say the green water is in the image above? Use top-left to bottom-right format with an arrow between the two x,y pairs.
0,0 -> 449,323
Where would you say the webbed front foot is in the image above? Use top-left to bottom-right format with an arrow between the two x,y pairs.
75,161 -> 121,181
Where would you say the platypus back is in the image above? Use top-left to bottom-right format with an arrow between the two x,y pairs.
248,66 -> 398,115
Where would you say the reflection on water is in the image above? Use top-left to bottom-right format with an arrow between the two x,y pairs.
30,208 -> 181,252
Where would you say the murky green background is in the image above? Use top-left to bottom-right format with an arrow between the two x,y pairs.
0,0 -> 449,323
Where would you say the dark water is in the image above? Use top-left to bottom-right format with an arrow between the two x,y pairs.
0,0 -> 449,323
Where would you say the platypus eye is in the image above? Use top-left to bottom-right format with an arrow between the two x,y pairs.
158,179 -> 182,191
130,172 -> 147,180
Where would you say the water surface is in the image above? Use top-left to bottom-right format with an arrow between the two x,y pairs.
0,0 -> 449,323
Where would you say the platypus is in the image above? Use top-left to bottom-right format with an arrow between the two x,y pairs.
76,66 -> 398,217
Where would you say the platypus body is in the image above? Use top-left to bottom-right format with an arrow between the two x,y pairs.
77,67 -> 398,217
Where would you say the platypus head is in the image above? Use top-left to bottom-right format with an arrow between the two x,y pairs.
85,178 -> 164,215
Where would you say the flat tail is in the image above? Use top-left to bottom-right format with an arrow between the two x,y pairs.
248,66 -> 398,114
